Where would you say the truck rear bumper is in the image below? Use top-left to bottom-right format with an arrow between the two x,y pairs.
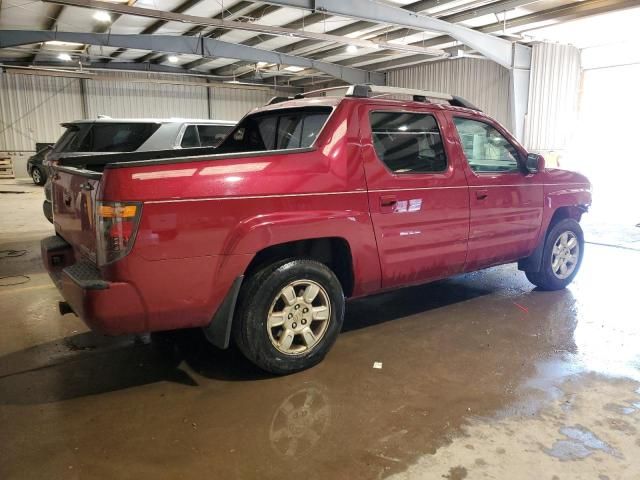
41,235 -> 146,335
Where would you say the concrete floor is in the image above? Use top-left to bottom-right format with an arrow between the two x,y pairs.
1,179 -> 639,480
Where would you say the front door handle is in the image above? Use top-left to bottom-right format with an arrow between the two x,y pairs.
380,195 -> 397,208
475,189 -> 489,200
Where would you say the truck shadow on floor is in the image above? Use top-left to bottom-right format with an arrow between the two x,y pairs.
0,276 -> 497,405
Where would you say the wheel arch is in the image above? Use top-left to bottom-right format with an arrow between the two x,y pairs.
244,237 -> 355,298
518,205 -> 587,273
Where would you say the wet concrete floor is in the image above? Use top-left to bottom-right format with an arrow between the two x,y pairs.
1,180 -> 640,479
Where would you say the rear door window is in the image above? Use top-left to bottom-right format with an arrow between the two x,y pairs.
74,123 -> 161,152
197,125 -> 232,147
370,111 -> 447,174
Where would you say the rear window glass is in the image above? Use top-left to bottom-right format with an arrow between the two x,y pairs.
180,125 -> 200,148
217,107 -> 331,153
198,125 -> 233,147
52,125 -> 85,153
58,123 -> 161,153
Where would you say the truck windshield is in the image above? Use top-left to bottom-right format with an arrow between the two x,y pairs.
217,107 -> 331,153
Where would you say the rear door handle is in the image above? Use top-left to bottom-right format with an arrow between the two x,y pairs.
380,195 -> 397,207
475,189 -> 488,200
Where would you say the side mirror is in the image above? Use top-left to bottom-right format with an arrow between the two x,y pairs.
525,153 -> 545,174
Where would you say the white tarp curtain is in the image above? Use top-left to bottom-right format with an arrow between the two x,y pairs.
523,42 -> 581,154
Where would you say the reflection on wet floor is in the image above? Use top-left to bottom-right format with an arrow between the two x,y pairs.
1,242 -> 639,479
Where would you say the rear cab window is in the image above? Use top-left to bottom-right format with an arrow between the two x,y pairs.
370,111 -> 447,174
217,107 -> 332,153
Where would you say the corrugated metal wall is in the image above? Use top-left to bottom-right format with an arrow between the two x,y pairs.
386,58 -> 512,128
524,43 -> 581,153
0,73 -> 84,151
85,72 -> 209,119
209,87 -> 273,121
0,71 -> 281,152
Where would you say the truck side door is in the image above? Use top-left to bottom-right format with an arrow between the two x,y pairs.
446,113 -> 543,271
361,105 -> 470,288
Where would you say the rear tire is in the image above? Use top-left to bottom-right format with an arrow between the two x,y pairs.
31,166 -> 46,186
233,259 -> 345,375
525,218 -> 584,291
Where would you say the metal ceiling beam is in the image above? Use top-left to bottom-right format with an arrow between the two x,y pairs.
211,0 -> 462,75
43,0 -> 446,56
150,3 -> 275,66
30,4 -> 65,63
2,65 -> 302,92
211,0 -> 461,77
0,30 -> 385,84
333,0 -> 638,70
109,0 -> 204,60
301,0 -> 538,62
263,0 -> 515,68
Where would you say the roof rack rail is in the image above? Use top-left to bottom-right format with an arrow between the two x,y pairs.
266,96 -> 293,105
300,84 -> 481,111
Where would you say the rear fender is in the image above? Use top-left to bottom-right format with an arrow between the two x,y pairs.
221,211 -> 381,296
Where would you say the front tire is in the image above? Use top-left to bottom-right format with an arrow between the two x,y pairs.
31,166 -> 46,186
233,259 -> 345,375
526,218 -> 584,290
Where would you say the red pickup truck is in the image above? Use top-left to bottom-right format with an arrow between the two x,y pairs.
42,85 -> 591,374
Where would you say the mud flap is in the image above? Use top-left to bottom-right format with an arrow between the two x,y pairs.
203,276 -> 244,349
518,238 -> 545,272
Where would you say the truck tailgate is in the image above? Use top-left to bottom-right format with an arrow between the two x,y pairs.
51,166 -> 101,262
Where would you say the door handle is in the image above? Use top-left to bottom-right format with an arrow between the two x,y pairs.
475,189 -> 488,200
380,195 -> 397,207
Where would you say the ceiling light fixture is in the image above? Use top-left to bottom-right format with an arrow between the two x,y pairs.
93,10 -> 111,22
45,40 -> 82,47
284,66 -> 305,72
58,53 -> 72,61
168,55 -> 179,63
256,61 -> 268,67
346,45 -> 358,54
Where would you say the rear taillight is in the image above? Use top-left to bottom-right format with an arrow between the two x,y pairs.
96,201 -> 142,266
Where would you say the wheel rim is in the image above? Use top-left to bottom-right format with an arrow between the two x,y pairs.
32,169 -> 41,183
551,231 -> 580,279
267,279 -> 331,355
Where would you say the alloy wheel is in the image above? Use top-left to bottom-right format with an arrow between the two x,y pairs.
551,231 -> 580,279
267,280 -> 331,355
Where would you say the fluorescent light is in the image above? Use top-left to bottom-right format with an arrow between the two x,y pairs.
284,66 -> 305,72
168,55 -> 179,63
45,40 -> 82,47
93,10 -> 111,22
58,53 -> 72,61
346,45 -> 358,54
256,61 -> 268,67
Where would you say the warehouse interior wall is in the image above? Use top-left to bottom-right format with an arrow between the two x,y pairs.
0,70 -> 283,176
386,57 -> 512,129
